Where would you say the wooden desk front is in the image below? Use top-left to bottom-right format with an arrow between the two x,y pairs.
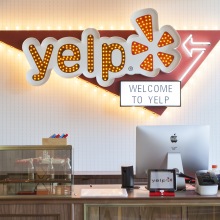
0,184 -> 220,220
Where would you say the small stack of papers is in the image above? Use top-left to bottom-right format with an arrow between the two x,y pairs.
80,188 -> 128,198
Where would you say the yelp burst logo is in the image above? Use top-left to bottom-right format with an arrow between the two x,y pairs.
128,8 -> 181,77
22,8 -> 181,87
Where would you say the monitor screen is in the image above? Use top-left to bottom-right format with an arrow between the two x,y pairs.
136,125 -> 210,179
148,169 -> 176,191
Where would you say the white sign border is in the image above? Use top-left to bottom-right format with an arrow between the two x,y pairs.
120,81 -> 181,107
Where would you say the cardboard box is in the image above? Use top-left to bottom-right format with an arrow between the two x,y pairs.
42,138 -> 67,145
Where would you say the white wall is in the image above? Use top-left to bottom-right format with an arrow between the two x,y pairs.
0,0 -> 220,172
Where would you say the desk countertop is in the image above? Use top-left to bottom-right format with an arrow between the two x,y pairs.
71,184 -> 220,204
1,184 -> 220,206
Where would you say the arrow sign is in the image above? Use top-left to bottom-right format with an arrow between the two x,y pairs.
182,34 -> 211,57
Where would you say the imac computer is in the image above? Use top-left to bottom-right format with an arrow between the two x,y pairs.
136,125 -> 210,190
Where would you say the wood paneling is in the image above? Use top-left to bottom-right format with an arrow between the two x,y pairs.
0,215 -> 59,220
0,204 -> 71,220
100,207 -> 119,220
140,206 -> 182,220
187,206 -> 220,220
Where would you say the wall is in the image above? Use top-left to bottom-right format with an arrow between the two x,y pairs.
0,0 -> 219,172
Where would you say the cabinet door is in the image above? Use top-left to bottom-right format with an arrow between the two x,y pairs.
92,206 -> 182,220
188,206 -> 220,220
85,206 -> 141,220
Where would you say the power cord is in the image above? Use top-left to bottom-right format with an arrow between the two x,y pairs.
177,172 -> 195,180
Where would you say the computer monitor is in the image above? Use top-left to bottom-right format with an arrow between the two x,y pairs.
136,125 -> 210,188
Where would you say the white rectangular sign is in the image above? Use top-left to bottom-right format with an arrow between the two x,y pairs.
120,81 -> 181,107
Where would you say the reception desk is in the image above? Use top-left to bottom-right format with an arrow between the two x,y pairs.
1,184 -> 220,219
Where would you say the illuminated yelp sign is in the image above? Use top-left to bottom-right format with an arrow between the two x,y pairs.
22,8 -> 181,87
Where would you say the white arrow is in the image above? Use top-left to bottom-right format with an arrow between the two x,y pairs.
179,50 -> 204,81
183,34 -> 210,57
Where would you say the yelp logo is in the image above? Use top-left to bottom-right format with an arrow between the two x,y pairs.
151,176 -> 173,183
22,8 -> 181,87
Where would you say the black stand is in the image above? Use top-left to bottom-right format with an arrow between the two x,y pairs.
121,165 -> 134,189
